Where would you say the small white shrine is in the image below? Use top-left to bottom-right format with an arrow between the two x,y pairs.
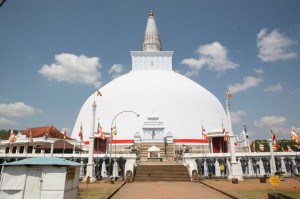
147,145 -> 161,158
142,111 -> 165,142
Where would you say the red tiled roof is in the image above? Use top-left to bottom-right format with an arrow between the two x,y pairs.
22,126 -> 72,140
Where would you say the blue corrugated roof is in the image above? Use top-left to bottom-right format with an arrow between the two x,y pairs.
2,157 -> 82,166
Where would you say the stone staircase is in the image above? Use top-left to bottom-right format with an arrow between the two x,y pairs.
138,142 -> 175,162
134,164 -> 190,181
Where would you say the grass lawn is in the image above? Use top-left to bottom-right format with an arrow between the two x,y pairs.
78,180 -> 125,199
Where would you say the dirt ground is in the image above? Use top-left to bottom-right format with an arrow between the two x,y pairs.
202,177 -> 300,199
79,177 -> 300,199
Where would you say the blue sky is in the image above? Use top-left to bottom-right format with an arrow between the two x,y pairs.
0,0 -> 300,140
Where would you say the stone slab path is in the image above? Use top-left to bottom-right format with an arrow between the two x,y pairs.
111,181 -> 232,199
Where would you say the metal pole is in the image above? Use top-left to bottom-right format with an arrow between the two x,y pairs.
108,111 -> 139,178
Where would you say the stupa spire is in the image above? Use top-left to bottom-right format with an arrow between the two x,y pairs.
142,9 -> 162,51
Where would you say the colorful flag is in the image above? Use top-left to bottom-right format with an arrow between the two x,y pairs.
271,130 -> 276,142
45,125 -> 52,140
244,124 -> 249,139
291,128 -> 299,143
202,127 -> 208,142
97,122 -> 105,140
96,89 -> 102,97
9,130 -> 15,143
274,141 -> 280,151
111,126 -> 117,138
63,128 -> 67,140
78,124 -> 83,141
29,130 -> 33,143
223,127 -> 227,142
227,89 -> 232,100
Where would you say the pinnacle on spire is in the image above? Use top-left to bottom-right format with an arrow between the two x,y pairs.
142,10 -> 162,51
149,9 -> 154,17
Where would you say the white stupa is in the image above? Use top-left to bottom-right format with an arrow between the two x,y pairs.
71,10 -> 228,144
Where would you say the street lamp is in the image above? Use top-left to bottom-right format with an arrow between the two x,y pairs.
108,111 -> 139,179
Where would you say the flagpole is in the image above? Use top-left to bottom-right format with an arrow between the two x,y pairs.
226,90 -> 243,181
83,91 -> 98,183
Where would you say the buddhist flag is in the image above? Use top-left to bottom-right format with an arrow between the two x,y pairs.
78,124 -> 83,141
291,128 -> 299,143
223,127 -> 227,142
29,130 -> 33,143
97,122 -> 105,140
244,124 -> 249,139
111,126 -> 117,138
227,89 -> 232,100
9,130 -> 15,143
202,126 -> 208,142
96,89 -> 102,97
63,128 -> 67,140
273,140 -> 280,151
271,130 -> 276,142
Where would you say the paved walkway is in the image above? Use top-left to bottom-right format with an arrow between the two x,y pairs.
111,181 -> 232,199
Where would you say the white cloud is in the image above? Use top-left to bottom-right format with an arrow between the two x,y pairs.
0,102 -> 42,118
231,110 -> 247,124
0,117 -> 19,127
181,42 -> 239,76
253,68 -> 264,75
109,64 -> 124,79
257,28 -> 297,62
264,82 -> 283,93
228,76 -> 263,94
39,53 -> 102,88
254,116 -> 287,127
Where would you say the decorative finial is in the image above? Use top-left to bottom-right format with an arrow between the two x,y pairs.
149,9 -> 154,17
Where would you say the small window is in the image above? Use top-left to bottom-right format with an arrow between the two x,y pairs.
27,146 -> 33,153
12,146 -> 17,153
35,145 -> 41,154
5,147 -> 9,154
19,146 -> 25,153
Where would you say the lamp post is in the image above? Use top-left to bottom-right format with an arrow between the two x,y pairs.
108,111 -> 139,179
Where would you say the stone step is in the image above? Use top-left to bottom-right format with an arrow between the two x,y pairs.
135,165 -> 190,181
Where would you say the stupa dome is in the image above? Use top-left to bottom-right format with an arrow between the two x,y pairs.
71,70 -> 228,142
71,10 -> 228,143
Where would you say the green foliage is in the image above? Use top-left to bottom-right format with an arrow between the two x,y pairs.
0,129 -> 20,140
251,139 -> 300,152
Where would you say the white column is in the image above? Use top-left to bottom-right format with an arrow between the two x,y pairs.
291,157 -> 299,175
204,159 -> 208,177
259,158 -> 265,176
215,159 -> 221,176
50,142 -> 54,156
73,140 -> 76,155
83,100 -> 97,183
280,157 -> 287,174
247,158 -> 255,176
269,139 -> 276,175
226,100 -> 244,181
101,161 -> 108,177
